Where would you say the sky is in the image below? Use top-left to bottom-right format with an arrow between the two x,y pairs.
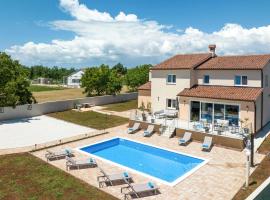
1,0 -> 270,68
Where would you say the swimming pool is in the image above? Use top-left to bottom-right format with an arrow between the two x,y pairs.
78,137 -> 208,186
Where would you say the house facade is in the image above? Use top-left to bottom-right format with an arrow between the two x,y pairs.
67,70 -> 84,88
138,45 -> 270,136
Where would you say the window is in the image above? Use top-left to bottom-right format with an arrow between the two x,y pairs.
234,75 -> 247,86
167,74 -> 176,84
203,75 -> 210,84
265,75 -> 269,87
167,99 -> 177,109
72,79 -> 80,83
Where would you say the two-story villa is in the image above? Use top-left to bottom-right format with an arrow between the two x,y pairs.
137,45 -> 270,146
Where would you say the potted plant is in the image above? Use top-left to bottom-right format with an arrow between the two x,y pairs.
140,102 -> 147,121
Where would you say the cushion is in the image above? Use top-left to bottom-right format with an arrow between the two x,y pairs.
123,172 -> 129,178
148,182 -> 154,188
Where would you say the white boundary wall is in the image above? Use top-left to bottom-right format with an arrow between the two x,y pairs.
0,92 -> 137,121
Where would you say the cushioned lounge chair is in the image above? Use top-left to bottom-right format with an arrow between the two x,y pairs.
45,148 -> 73,162
143,125 -> 155,137
97,167 -> 132,188
179,132 -> 192,145
127,122 -> 140,134
202,136 -> 213,151
66,157 -> 97,170
121,179 -> 159,200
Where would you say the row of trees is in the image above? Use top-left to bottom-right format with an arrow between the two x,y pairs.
24,65 -> 76,83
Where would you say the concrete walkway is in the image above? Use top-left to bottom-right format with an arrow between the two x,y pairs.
254,122 -> 270,151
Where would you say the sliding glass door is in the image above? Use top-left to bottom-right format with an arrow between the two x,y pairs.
190,101 -> 200,121
225,105 -> 239,125
201,103 -> 213,123
190,101 -> 239,125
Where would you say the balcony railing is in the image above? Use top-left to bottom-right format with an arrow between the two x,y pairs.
130,109 -> 251,139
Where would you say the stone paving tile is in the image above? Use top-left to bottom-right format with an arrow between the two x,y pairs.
32,124 -> 264,200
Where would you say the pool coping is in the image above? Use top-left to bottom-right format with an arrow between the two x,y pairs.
245,176 -> 270,200
75,136 -> 209,186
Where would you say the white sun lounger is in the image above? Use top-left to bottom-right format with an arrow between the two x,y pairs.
66,157 -> 97,170
121,179 -> 159,199
45,148 -> 73,162
127,122 -> 140,134
143,125 -> 155,137
97,167 -> 132,188
179,132 -> 192,145
202,136 -> 213,151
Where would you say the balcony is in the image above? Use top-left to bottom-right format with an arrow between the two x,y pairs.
129,109 -> 251,140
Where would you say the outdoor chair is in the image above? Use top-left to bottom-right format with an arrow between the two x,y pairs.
121,179 -> 159,200
45,148 -> 73,162
97,167 -> 133,188
179,132 -> 192,145
127,122 -> 141,134
143,125 -> 155,137
66,157 -> 97,170
202,136 -> 213,151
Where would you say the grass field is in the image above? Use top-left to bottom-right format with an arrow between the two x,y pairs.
33,88 -> 86,102
29,85 -> 66,92
48,110 -> 129,129
33,86 -> 130,103
0,153 -> 118,200
103,100 -> 138,112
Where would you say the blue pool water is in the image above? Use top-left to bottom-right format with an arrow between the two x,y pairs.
80,138 -> 205,184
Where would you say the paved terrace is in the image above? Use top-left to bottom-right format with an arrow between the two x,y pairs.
32,124 -> 264,200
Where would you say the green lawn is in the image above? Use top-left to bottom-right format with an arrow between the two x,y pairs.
48,110 -> 128,129
0,153 -> 118,200
103,100 -> 138,112
29,85 -> 66,92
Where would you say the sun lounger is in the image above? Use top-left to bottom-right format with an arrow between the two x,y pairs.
179,132 -> 192,145
97,167 -> 132,188
202,136 -> 213,151
143,125 -> 155,137
66,157 -> 97,170
127,122 -> 140,134
121,179 -> 159,199
45,148 -> 73,162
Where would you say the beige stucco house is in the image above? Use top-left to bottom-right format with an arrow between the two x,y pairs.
138,45 -> 270,137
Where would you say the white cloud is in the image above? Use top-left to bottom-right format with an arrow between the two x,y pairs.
5,0 -> 270,67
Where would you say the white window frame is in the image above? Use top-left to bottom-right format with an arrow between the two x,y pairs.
167,74 -> 176,85
166,98 -> 177,109
234,75 -> 248,86
203,75 -> 210,84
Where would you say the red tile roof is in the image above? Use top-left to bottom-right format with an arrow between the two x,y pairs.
138,81 -> 151,90
152,53 -> 212,70
178,85 -> 262,101
197,54 -> 270,70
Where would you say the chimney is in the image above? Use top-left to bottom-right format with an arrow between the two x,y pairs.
208,44 -> 216,57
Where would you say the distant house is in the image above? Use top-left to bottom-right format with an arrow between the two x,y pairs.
32,77 -> 51,85
67,70 -> 84,88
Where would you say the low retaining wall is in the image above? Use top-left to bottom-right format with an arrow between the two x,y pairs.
176,128 -> 244,150
0,93 -> 137,121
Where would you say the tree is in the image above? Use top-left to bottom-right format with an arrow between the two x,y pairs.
112,63 -> 127,76
81,64 -> 123,96
106,70 -> 122,95
125,64 -> 151,91
0,52 -> 36,107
